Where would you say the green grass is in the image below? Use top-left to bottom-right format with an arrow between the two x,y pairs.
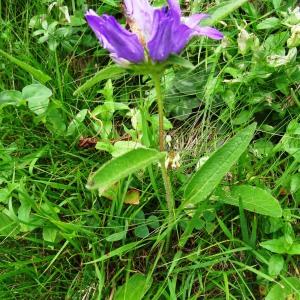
1,0 -> 300,299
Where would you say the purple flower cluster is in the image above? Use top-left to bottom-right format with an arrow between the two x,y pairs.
85,0 -> 223,65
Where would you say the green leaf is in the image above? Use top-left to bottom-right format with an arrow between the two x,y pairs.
114,274 -> 152,300
134,224 -> 149,238
147,215 -> 160,229
167,54 -> 195,69
46,104 -> 66,135
261,237 -> 288,254
106,230 -> 127,242
183,123 -> 256,206
266,277 -> 300,300
66,109 -> 88,136
95,141 -> 114,153
0,212 -> 18,235
281,120 -> 300,161
111,141 -> 144,158
0,188 -> 11,204
43,227 -> 58,243
22,84 -> 52,115
87,148 -> 165,193
202,0 -> 248,26
288,243 -> 300,255
257,17 -> 281,30
268,255 -> 284,277
87,241 -> 146,264
232,110 -> 253,125
252,138 -> 274,158
217,185 -> 282,218
290,174 -> 300,193
0,90 -> 23,106
101,0 -> 119,7
73,65 -> 126,96
18,199 -> 32,232
0,49 -> 51,84
272,0 -> 282,10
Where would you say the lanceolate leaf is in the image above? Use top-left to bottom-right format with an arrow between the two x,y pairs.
183,123 -> 256,207
86,148 -> 165,193
202,0 -> 248,26
73,65 -> 126,96
217,185 -> 282,218
0,49 -> 51,84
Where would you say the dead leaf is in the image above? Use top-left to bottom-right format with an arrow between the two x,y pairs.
102,184 -> 140,205
78,136 -> 98,149
124,189 -> 140,205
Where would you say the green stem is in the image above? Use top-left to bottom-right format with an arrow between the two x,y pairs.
54,50 -> 63,101
151,73 -> 174,217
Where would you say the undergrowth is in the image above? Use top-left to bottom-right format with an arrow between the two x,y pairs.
0,0 -> 299,299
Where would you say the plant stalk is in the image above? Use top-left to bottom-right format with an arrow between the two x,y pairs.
151,73 -> 174,217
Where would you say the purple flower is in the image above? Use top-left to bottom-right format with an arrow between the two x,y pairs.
85,1 -> 223,65
85,9 -> 145,65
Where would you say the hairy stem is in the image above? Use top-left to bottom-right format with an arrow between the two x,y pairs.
152,73 -> 174,217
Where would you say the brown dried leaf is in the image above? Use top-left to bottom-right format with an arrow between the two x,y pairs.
78,136 -> 98,149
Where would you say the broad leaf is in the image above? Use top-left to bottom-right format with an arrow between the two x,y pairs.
73,65 -> 126,96
268,255 -> 284,277
43,227 -> 58,243
87,148 -> 165,193
257,17 -> 281,30
22,84 -> 52,115
0,49 -> 51,84
261,237 -> 300,255
0,90 -> 23,106
217,185 -> 282,218
114,274 -> 152,300
134,224 -> 150,238
261,237 -> 288,254
183,123 -> 256,206
266,277 -> 300,300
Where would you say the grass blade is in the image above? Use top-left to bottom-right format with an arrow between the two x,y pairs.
0,49 -> 51,84
73,65 -> 126,96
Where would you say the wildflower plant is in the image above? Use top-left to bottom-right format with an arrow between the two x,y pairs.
84,0 -> 257,222
2,0 -> 297,297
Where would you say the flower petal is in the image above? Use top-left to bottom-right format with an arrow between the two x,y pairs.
124,0 -> 154,41
148,9 -> 192,61
167,0 -> 181,16
193,26 -> 224,40
85,10 -> 145,63
184,13 -> 209,28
